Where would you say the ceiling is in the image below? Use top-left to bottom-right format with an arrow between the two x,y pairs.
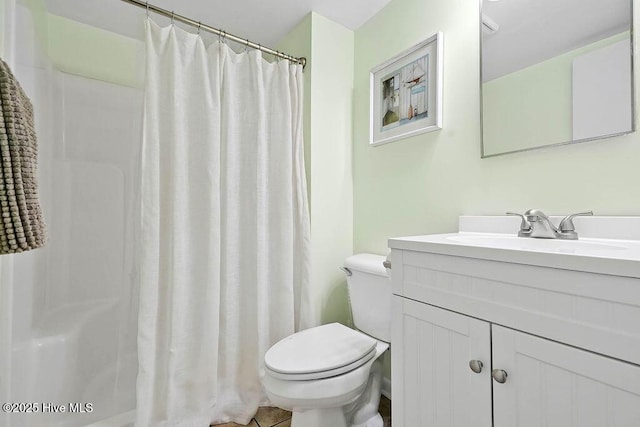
44,0 -> 392,48
482,0 -> 631,82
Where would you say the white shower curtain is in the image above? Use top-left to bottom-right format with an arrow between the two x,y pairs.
137,20 -> 312,426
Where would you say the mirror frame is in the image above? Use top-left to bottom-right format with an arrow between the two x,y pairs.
479,0 -> 636,158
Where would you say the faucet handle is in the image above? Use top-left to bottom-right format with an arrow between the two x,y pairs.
506,212 -> 532,234
559,211 -> 593,232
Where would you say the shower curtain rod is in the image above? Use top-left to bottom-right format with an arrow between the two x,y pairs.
119,0 -> 307,68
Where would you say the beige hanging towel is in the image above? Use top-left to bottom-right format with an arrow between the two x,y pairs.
0,58 -> 47,253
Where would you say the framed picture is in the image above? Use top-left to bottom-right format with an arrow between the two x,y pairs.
370,32 -> 443,146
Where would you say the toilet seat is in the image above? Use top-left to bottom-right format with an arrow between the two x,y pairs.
264,323 -> 377,381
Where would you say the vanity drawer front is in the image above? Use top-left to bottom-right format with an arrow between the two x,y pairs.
391,249 -> 640,365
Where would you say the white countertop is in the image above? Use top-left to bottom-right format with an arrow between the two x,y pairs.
388,216 -> 640,278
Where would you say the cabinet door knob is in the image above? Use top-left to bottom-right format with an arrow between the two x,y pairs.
492,369 -> 508,384
469,360 -> 484,374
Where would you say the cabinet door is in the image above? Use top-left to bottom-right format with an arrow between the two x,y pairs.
492,325 -> 640,427
392,296 -> 492,427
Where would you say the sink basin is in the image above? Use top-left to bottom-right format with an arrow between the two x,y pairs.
446,234 -> 629,254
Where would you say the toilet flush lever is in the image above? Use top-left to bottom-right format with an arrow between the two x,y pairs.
383,260 -> 391,269
340,267 -> 352,276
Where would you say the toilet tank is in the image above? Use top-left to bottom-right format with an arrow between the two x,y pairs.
344,253 -> 391,343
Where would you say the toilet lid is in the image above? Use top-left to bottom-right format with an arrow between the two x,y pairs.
264,323 -> 377,379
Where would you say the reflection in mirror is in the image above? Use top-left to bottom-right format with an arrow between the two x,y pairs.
481,0 -> 634,157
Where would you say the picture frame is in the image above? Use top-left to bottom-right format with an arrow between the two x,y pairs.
370,32 -> 443,146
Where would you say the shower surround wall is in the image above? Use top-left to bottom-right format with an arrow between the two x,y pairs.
1,2 -> 142,426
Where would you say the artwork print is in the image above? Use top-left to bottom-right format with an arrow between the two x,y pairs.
380,54 -> 429,132
369,32 -> 442,146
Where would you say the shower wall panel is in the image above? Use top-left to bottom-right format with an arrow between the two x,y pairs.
2,3 -> 143,426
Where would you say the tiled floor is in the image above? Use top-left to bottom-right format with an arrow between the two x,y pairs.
212,396 -> 391,427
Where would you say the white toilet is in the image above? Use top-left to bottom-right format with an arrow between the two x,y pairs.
262,253 -> 391,427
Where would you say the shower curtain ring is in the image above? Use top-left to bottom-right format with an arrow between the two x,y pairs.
145,1 -> 149,18
197,21 -> 201,35
244,38 -> 250,52
171,11 -> 175,25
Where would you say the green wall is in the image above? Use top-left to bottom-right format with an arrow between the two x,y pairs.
279,13 -> 355,327
276,15 -> 313,208
4,0 -> 141,87
483,32 -> 629,155
47,13 -> 142,88
353,0 -> 640,256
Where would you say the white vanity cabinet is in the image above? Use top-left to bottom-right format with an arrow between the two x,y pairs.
389,237 -> 640,427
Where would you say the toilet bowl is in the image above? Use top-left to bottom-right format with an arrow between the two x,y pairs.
262,254 -> 391,427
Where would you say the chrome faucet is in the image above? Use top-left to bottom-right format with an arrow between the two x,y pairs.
524,209 -> 560,239
507,210 -> 593,240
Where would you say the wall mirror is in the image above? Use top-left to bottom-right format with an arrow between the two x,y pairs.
480,0 -> 634,158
